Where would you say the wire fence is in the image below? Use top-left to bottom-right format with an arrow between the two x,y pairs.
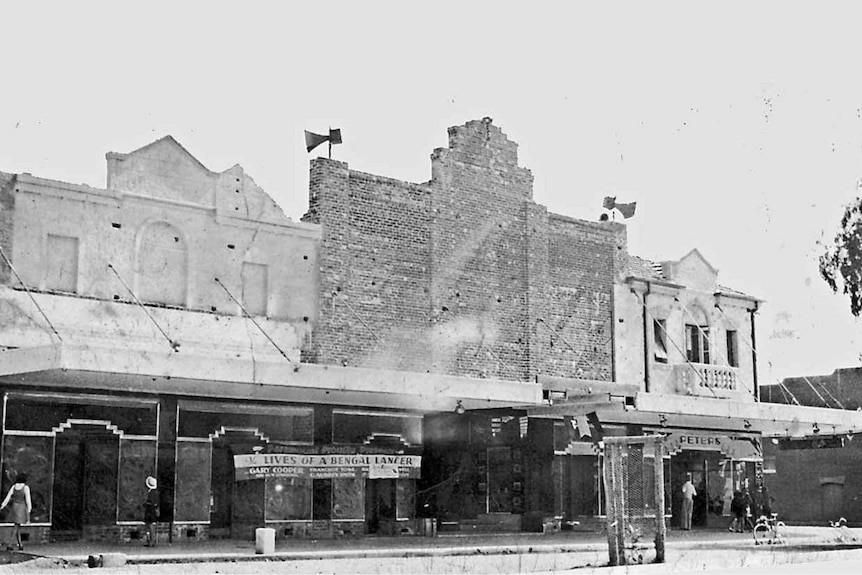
603,435 -> 666,566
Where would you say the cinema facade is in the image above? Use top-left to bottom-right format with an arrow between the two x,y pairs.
1,122 -> 860,544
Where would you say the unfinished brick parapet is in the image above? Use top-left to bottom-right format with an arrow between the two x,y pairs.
308,118 -> 625,383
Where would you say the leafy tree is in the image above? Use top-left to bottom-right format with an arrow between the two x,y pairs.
819,199 -> 862,316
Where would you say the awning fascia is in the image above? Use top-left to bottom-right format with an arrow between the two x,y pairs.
0,345 -> 542,413
634,392 -> 862,438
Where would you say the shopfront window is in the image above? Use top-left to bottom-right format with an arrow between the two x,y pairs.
332,478 -> 365,520
265,477 -> 312,521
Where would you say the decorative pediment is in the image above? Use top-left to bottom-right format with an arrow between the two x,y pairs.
107,136 -> 215,206
662,249 -> 719,292
106,137 -> 291,226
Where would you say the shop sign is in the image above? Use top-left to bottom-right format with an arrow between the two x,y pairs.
233,453 -> 421,481
657,431 -> 761,460
672,434 -> 726,451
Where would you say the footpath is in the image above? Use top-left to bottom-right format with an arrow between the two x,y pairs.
0,525 -> 860,573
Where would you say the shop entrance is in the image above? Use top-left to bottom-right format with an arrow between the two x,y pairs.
670,452 -> 757,529
670,451 -> 716,528
365,478 -> 397,535
210,432 -> 265,539
51,425 -> 119,537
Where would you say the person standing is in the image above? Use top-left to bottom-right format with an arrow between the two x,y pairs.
729,491 -> 745,532
0,473 -> 31,551
681,473 -> 696,530
143,476 -> 159,547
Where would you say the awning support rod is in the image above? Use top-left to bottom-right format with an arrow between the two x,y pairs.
108,263 -> 179,352
0,244 -> 62,342
810,375 -> 845,409
536,317 -> 608,381
640,295 -> 716,397
677,299 -> 755,399
215,277 -> 298,370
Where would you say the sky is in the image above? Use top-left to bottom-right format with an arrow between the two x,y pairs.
2,2 -> 862,384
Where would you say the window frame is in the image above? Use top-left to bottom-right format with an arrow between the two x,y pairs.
653,319 -> 668,364
44,233 -> 79,294
685,324 -> 710,364
726,329 -> 739,367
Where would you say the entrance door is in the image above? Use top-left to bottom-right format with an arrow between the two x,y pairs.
670,453 -> 708,528
366,479 -> 396,535
52,439 -> 84,532
210,434 -> 266,538
822,482 -> 844,520
487,447 -> 512,513
51,427 -> 120,537
209,441 -> 233,537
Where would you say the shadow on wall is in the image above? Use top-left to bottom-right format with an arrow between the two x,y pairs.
429,218 -> 499,304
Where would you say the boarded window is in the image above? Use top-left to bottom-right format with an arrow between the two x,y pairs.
138,222 -> 187,306
45,234 -> 78,293
241,262 -> 268,316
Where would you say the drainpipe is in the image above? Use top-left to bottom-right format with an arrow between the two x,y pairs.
610,282 -> 617,383
642,282 -> 651,393
749,301 -> 759,400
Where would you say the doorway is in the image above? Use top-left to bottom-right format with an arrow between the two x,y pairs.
51,426 -> 120,537
670,451 -> 713,528
487,447 -> 513,513
821,480 -> 844,521
209,433 -> 265,538
365,479 -> 396,535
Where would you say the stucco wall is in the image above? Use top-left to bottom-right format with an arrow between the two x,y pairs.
4,140 -> 319,344
615,256 -> 758,399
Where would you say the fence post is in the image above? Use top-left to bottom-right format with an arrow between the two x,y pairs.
653,437 -> 666,563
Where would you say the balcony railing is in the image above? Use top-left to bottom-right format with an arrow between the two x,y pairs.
673,363 -> 740,397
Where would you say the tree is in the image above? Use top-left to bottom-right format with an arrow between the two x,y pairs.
819,199 -> 862,316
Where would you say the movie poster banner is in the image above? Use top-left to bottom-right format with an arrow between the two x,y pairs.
234,453 -> 421,481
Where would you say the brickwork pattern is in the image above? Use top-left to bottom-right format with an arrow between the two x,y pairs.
544,215 -> 618,380
427,119 -> 534,381
766,443 -> 862,524
305,118 -> 624,383
171,522 -> 210,542
1,525 -> 48,545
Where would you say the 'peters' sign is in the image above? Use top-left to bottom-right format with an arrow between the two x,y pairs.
233,453 -> 422,481
655,431 -> 762,460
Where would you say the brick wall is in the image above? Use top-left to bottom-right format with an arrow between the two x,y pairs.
427,119 -> 534,380
0,172 -> 15,283
765,442 -> 862,524
304,118 -> 625,383
543,215 -> 620,380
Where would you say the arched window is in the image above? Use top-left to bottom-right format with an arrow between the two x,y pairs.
684,305 -> 710,364
137,222 -> 187,306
